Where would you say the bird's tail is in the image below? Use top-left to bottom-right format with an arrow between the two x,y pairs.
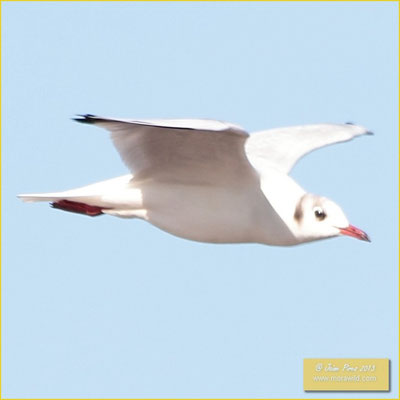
18,174 -> 140,217
18,192 -> 108,216
18,193 -> 75,203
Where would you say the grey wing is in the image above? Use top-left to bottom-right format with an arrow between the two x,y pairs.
75,115 -> 258,186
245,123 -> 372,175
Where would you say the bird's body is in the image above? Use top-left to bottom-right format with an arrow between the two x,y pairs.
19,115 -> 371,245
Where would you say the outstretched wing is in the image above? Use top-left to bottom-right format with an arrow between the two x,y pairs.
75,114 -> 258,186
245,123 -> 372,175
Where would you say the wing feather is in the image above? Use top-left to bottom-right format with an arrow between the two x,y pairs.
245,123 -> 371,174
75,115 -> 256,186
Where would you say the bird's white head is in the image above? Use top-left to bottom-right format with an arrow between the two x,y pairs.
293,194 -> 370,243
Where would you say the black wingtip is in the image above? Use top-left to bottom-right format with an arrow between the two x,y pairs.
73,114 -> 98,124
345,122 -> 374,135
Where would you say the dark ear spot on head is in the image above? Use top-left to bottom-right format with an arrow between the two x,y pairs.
294,196 -> 304,223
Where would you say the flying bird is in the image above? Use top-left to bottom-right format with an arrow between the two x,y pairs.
19,115 -> 371,246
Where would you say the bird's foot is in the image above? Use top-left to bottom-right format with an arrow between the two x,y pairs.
51,200 -> 104,217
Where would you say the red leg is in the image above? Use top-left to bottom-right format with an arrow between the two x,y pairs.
51,200 -> 105,217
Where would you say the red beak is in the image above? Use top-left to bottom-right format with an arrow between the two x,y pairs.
340,224 -> 371,242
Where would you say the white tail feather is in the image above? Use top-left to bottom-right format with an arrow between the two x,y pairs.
18,174 -> 143,210
17,192 -> 75,203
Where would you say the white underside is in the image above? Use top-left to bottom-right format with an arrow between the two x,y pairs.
19,173 -> 303,245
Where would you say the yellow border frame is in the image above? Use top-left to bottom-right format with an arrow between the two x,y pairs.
0,1 -> 398,399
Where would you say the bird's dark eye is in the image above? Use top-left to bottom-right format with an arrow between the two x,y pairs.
313,207 -> 326,221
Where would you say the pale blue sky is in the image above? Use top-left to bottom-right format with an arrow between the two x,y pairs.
2,1 -> 398,398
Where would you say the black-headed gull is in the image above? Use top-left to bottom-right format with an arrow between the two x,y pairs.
19,115 -> 371,246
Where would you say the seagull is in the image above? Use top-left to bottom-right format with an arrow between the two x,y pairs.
18,115 -> 371,246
